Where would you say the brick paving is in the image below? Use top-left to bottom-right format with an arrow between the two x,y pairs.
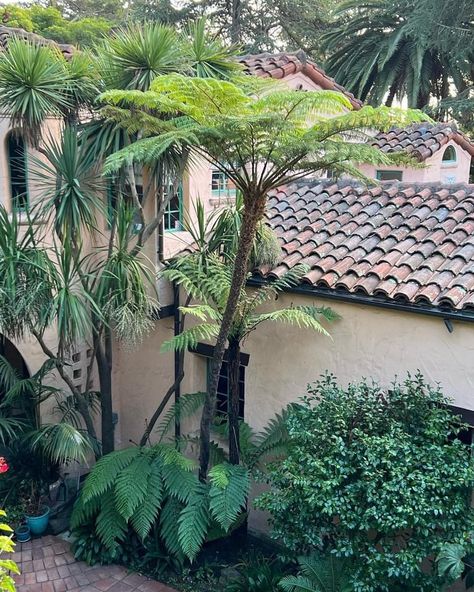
12,535 -> 178,592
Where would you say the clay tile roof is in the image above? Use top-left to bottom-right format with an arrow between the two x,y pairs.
238,51 -> 363,110
370,122 -> 474,161
257,179 -> 474,313
0,25 -> 75,59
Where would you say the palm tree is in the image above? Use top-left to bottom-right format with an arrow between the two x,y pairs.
322,0 -> 469,109
161,255 -> 338,465
101,72 -> 425,478
0,22 -> 238,455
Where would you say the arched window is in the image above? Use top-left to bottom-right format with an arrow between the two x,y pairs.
442,145 -> 457,165
7,132 -> 29,211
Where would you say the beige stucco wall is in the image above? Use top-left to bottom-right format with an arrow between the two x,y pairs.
114,287 -> 474,449
359,139 -> 472,185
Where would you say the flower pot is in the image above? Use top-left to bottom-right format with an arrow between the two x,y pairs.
15,525 -> 31,543
25,506 -> 50,536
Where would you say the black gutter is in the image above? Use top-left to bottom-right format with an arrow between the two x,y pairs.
247,277 -> 474,324
152,304 -> 175,320
173,282 -> 181,441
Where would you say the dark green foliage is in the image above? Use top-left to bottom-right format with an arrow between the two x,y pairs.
279,554 -> 352,592
257,374 -> 474,592
437,543 -> 474,590
72,446 -> 250,562
225,555 -> 291,592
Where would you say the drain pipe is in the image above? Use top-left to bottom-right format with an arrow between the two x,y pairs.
173,281 -> 181,441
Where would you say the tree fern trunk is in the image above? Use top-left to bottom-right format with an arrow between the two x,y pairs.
199,192 -> 266,481
228,337 -> 241,465
96,331 -> 114,455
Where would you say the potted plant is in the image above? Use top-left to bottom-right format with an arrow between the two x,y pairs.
6,501 -> 31,543
24,480 -> 50,536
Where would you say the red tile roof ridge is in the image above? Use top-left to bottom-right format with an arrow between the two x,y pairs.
238,51 -> 363,110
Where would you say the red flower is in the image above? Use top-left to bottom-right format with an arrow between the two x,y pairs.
0,457 -> 9,474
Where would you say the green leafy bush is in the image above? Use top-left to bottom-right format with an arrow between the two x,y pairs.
0,509 -> 20,592
71,445 -> 250,563
257,374 -> 474,591
437,542 -> 474,589
225,555 -> 290,592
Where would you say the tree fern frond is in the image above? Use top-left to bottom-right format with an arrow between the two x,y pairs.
160,496 -> 185,558
179,304 -> 222,322
249,308 -> 331,336
162,461 -> 198,503
70,493 -> 103,530
130,461 -> 164,540
279,575 -> 317,592
82,446 -> 141,503
156,392 -> 206,441
95,491 -> 128,551
114,452 -> 152,521
209,463 -> 250,531
177,483 -> 210,561
160,322 -> 219,352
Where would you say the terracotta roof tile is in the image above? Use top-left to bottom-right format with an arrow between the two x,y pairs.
370,122 -> 474,161
258,179 -> 474,312
238,51 -> 363,110
0,25 -> 75,59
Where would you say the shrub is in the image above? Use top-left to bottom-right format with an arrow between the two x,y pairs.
256,374 -> 474,591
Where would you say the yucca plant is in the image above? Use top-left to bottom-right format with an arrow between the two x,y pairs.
161,255 -> 338,465
100,71 -> 427,478
0,23 -> 239,457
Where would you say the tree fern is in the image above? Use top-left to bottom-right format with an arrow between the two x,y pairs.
162,461 -> 197,503
177,483 -> 210,561
209,463 -> 250,531
156,392 -> 207,441
280,555 -> 353,592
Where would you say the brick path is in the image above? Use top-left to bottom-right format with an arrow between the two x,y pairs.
12,535 -> 178,592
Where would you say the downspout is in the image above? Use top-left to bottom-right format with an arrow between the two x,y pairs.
173,281 -> 181,442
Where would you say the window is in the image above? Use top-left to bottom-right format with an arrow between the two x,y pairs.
164,183 -> 183,231
207,359 -> 245,421
7,132 -> 28,211
376,170 -> 403,181
211,170 -> 236,198
442,146 -> 457,165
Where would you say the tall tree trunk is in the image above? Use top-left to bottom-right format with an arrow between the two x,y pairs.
96,331 -> 114,455
199,193 -> 266,481
231,0 -> 242,44
228,337 -> 241,465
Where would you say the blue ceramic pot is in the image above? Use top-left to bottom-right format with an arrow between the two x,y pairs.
15,525 -> 31,543
25,506 -> 50,536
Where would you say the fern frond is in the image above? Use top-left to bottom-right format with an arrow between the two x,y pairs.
177,483 -> 210,561
209,463 -> 250,531
249,307 -> 331,336
82,446 -> 141,503
160,322 -> 219,352
279,575 -> 317,592
179,304 -> 222,322
114,452 -> 152,521
153,443 -> 196,470
156,392 -> 206,441
95,491 -> 128,551
162,461 -> 198,503
130,461 -> 164,540
160,496 -> 185,557
70,491 -> 103,530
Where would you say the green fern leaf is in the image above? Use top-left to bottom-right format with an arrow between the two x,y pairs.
162,461 -> 198,503
209,463 -> 250,531
95,491 -> 127,551
160,496 -> 185,558
177,483 -> 210,561
279,575 -> 317,592
82,447 -> 141,503
130,461 -> 164,540
70,490 -> 103,530
114,452 -> 152,521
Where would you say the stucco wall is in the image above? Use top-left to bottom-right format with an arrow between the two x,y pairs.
359,139 -> 472,185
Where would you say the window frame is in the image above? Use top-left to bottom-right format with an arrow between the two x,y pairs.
6,131 -> 29,212
207,357 -> 245,421
211,169 -> 237,199
441,146 -> 457,166
164,183 -> 183,233
375,170 -> 403,181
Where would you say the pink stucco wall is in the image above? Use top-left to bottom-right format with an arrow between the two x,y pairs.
359,139 -> 472,184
